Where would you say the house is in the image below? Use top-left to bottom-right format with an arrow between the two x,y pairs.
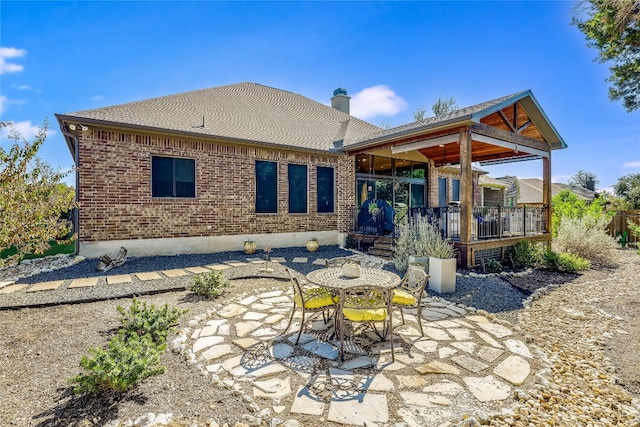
503,177 -> 596,207
57,82 -> 567,267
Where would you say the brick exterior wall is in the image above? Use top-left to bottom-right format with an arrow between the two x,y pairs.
428,165 -> 482,207
77,128 -> 354,243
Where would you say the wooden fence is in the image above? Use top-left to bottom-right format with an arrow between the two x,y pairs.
608,210 -> 640,245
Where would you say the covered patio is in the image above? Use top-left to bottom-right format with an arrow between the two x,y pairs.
344,90 -> 567,268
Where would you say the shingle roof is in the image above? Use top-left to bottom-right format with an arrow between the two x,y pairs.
479,175 -> 509,188
509,178 -> 596,204
57,82 -> 381,152
346,90 -> 567,151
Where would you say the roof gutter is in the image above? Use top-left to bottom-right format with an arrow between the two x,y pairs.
61,129 -> 80,257
55,115 -> 340,157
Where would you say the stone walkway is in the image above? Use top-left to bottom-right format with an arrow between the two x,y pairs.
0,253 -> 539,426
177,286 -> 537,426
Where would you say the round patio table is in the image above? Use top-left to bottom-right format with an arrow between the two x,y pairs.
306,267 -> 401,291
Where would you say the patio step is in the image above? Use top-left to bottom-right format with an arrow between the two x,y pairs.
368,236 -> 396,259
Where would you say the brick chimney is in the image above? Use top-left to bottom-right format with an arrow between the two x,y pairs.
331,88 -> 350,114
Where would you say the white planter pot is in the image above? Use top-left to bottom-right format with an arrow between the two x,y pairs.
428,256 -> 456,293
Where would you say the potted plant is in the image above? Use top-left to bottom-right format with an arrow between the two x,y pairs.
422,224 -> 457,293
243,240 -> 257,255
306,237 -> 319,252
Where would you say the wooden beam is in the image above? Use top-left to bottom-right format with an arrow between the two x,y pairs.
543,154 -> 552,247
517,120 -> 532,134
459,128 -> 473,243
498,110 -> 517,133
470,123 -> 550,153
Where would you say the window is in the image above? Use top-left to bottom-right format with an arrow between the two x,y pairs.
256,160 -> 278,213
438,177 -> 447,206
288,164 -> 308,213
452,179 -> 460,202
411,184 -> 425,208
317,167 -> 335,213
152,156 -> 195,198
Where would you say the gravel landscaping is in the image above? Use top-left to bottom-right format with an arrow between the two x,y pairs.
1,246 -> 638,426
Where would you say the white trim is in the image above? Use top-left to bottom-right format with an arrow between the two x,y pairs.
390,134 -> 460,154
79,230 -> 340,259
471,133 -> 550,158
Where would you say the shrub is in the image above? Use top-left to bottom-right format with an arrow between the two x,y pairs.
69,331 -> 166,394
190,269 -> 232,298
551,189 -> 612,237
117,298 -> 187,344
483,258 -> 502,273
393,214 -> 456,271
556,252 -> 591,272
511,241 -> 543,270
394,222 -> 419,272
553,215 -> 617,265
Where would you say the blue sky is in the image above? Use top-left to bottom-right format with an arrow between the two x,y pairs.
1,1 -> 638,191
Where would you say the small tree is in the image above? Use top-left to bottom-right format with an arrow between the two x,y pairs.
572,0 -> 640,112
0,120 -> 76,266
431,96 -> 458,116
614,172 -> 640,209
568,170 -> 599,189
551,189 -> 612,237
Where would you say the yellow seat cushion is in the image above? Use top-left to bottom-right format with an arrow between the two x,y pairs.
393,289 -> 417,305
343,308 -> 387,322
295,289 -> 336,309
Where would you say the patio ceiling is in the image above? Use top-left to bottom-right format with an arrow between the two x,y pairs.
389,102 -> 552,167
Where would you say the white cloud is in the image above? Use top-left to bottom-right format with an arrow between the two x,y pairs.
623,161 -> 640,168
0,120 -> 55,141
0,95 -> 26,114
13,84 -> 41,93
91,95 -> 104,101
0,46 -> 27,75
350,85 -> 407,120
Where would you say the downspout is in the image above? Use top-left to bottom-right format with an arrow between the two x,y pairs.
61,130 -> 80,256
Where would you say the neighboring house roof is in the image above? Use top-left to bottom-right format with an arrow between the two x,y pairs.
56,82 -> 381,153
507,178 -> 596,204
479,175 -> 508,188
346,90 -> 567,151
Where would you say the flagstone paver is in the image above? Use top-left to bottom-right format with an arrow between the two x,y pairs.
0,284 -> 28,294
206,264 -> 230,271
327,392 -> 389,425
185,266 -> 210,274
26,280 -> 64,292
136,271 -> 162,281
162,268 -> 189,277
106,274 -> 131,285
68,277 -> 99,288
4,253 -> 544,426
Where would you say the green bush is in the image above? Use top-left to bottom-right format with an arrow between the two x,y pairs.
190,269 -> 232,298
553,215 -> 617,265
552,189 -> 612,237
483,258 -> 502,273
117,298 -> 187,344
511,241 -> 543,269
556,252 -> 591,272
69,331 -> 166,394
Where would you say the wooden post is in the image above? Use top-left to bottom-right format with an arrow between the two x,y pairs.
459,128 -> 473,244
543,153 -> 552,247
